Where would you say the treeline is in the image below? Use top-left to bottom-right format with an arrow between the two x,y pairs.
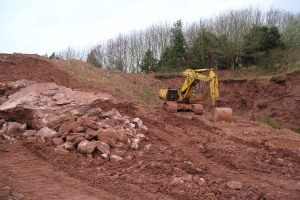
51,6 -> 300,73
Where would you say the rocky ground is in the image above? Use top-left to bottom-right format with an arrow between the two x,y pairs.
0,53 -> 300,200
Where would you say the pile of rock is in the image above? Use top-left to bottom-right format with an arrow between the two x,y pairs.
0,108 -> 148,161
52,108 -> 148,160
0,80 -> 149,162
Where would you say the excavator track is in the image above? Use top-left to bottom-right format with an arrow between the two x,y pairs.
163,102 -> 204,115
163,102 -> 177,113
192,104 -> 204,115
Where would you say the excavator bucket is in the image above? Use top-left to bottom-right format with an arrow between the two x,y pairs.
212,107 -> 233,122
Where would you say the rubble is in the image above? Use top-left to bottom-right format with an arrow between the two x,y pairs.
0,80 -> 148,160
0,99 -> 148,161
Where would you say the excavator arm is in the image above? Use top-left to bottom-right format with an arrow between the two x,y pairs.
180,68 -> 219,107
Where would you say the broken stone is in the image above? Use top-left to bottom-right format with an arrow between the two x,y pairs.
144,144 -> 152,151
227,181 -> 242,190
18,123 -> 27,132
63,141 -> 74,151
57,118 -> 76,134
122,119 -> 132,129
113,131 -> 128,146
171,177 -> 184,185
104,118 -> 118,127
73,136 -> 85,146
86,108 -> 102,117
97,130 -> 128,148
35,127 -> 56,138
77,140 -> 96,154
134,133 -> 145,140
54,145 -> 69,155
132,118 -> 143,129
27,136 -> 37,142
66,134 -> 80,142
125,155 -> 134,160
125,126 -> 137,135
110,154 -> 123,162
85,131 -> 98,140
141,125 -> 148,131
96,121 -> 110,129
52,138 -> 64,146
0,123 -> 8,134
72,126 -> 85,133
198,178 -> 206,186
82,118 -> 99,130
22,130 -> 36,137
6,79 -> 35,90
7,122 -> 22,134
130,138 -> 139,150
101,153 -> 108,158
95,141 -> 111,155
2,133 -> 15,141
112,113 -> 126,123
38,136 -> 46,143
60,132 -> 68,139
102,108 -> 118,118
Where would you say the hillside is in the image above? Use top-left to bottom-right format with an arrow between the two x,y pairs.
0,53 -> 300,199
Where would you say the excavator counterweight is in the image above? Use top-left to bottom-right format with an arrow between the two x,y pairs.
159,68 -> 232,122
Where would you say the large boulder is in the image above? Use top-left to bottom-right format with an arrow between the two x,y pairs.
0,81 -> 116,130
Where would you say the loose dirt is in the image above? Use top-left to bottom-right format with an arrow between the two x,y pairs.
0,53 -> 300,199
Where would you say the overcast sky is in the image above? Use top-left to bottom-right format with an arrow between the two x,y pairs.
0,0 -> 299,56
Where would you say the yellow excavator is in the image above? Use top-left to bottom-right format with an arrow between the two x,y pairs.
159,68 -> 232,122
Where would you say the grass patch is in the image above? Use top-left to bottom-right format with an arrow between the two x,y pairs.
263,121 -> 281,130
154,72 -> 181,78
295,129 -> 300,134
137,89 -> 158,106
238,62 -> 300,80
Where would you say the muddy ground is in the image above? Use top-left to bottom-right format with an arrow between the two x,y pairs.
0,53 -> 300,199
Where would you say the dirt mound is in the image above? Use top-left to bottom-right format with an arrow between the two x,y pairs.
0,53 -> 88,90
1,53 -> 300,199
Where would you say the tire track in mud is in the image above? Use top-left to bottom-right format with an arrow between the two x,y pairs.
23,141 -> 176,200
194,115 -> 300,199
142,108 -> 300,199
0,141 -> 119,200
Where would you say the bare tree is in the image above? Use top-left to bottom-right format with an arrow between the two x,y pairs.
58,46 -> 87,60
82,6 -> 299,72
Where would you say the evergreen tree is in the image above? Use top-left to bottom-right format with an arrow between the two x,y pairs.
87,49 -> 102,68
160,19 -> 187,69
171,20 -> 186,67
243,26 -> 284,65
139,49 -> 158,73
49,52 -> 59,59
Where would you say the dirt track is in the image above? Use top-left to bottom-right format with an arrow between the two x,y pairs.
1,54 -> 300,199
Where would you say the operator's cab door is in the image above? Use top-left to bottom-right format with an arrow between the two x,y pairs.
189,81 -> 203,103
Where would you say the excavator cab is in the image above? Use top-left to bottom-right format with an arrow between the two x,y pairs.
164,89 -> 179,101
189,80 -> 203,103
